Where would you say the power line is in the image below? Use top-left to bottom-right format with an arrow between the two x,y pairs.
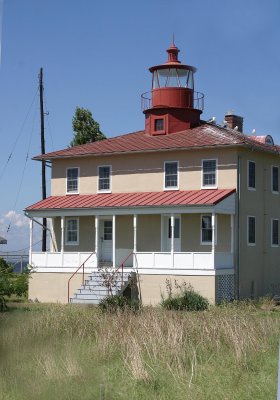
0,239 -> 44,254
43,88 -> 55,151
0,87 -> 39,184
6,99 -> 37,235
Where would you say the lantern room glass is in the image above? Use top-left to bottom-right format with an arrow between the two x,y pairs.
152,68 -> 194,89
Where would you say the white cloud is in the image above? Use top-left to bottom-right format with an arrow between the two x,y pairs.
0,211 -> 45,253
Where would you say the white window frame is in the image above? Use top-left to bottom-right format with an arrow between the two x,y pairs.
200,214 -> 217,245
247,216 -> 256,246
247,160 -> 256,191
164,161 -> 179,190
97,165 -> 112,193
271,166 -> 279,194
65,217 -> 79,246
271,218 -> 279,247
66,167 -> 79,194
201,159 -> 218,189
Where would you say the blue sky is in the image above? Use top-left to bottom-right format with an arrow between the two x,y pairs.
0,0 -> 280,252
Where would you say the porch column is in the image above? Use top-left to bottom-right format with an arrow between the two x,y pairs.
112,215 -> 116,268
171,214 -> 175,268
61,216 -> 65,266
29,218 -> 33,265
211,213 -> 216,268
133,215 -> 137,253
230,214 -> 234,254
133,215 -> 137,268
95,216 -> 99,261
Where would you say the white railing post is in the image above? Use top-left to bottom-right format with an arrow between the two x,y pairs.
133,214 -> 137,268
212,213 -> 216,269
29,218 -> 33,265
171,214 -> 175,268
61,216 -> 65,267
112,215 -> 116,268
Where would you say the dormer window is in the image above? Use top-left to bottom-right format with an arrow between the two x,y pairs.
66,167 -> 79,194
155,118 -> 164,131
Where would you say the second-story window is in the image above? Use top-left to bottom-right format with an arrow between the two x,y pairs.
248,161 -> 256,190
98,166 -> 111,192
164,161 -> 178,189
67,167 -> 79,194
272,166 -> 279,193
202,160 -> 217,187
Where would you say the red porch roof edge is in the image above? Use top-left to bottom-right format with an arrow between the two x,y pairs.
25,189 -> 236,211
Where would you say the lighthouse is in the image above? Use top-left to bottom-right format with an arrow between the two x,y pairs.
142,39 -> 204,135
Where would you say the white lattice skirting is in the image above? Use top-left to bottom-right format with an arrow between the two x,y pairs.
217,274 -> 234,303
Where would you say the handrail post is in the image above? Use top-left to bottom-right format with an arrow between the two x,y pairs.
82,262 -> 85,285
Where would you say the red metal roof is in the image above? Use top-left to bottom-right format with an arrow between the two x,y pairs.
26,189 -> 235,211
33,122 -> 280,161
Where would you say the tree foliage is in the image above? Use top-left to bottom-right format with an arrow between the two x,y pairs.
70,107 -> 106,147
0,258 -> 31,311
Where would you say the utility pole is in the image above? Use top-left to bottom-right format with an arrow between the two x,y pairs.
39,67 -> 47,252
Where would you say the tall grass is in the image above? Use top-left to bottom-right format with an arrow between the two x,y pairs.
0,301 -> 279,399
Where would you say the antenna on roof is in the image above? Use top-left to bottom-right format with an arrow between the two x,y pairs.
207,116 -> 216,123
252,129 -> 256,135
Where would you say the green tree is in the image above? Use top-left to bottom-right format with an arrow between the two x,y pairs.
0,258 -> 31,311
70,107 -> 106,147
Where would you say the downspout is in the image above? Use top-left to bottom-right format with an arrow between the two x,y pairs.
236,155 -> 241,300
24,212 -> 57,251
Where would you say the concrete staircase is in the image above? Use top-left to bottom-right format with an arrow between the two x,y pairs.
70,264 -> 132,304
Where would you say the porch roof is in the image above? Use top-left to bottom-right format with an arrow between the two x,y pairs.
26,189 -> 235,211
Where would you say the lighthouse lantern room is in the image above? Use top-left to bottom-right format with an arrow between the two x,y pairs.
142,40 -> 204,135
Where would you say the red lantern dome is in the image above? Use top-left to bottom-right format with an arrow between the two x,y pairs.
141,40 -> 204,135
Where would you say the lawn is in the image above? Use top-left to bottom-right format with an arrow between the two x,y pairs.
0,301 -> 279,400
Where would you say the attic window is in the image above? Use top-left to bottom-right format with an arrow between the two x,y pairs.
155,118 -> 164,131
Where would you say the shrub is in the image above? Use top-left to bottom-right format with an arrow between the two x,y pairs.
161,282 -> 209,311
99,295 -> 140,313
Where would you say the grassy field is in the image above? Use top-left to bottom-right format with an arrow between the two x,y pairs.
0,301 -> 279,400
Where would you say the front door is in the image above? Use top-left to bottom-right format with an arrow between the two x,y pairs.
162,216 -> 181,252
100,220 -> 113,262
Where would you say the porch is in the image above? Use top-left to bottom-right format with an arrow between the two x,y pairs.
29,211 -> 235,274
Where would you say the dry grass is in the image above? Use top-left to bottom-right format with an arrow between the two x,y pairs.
0,301 -> 279,399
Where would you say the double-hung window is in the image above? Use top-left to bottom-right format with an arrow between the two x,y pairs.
248,161 -> 256,190
247,216 -> 256,245
66,218 -> 79,245
202,160 -> 217,187
67,167 -> 79,194
98,166 -> 111,192
164,161 -> 178,189
201,215 -> 212,244
272,219 -> 279,247
272,166 -> 279,193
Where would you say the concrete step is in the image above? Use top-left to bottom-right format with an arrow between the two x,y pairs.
76,288 -> 119,295
79,284 -> 121,292
70,298 -> 100,304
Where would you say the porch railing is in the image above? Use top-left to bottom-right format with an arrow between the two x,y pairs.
67,251 -> 96,303
108,252 -> 134,293
134,251 -> 233,270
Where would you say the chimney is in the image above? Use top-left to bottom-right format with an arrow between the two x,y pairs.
225,113 -> 243,133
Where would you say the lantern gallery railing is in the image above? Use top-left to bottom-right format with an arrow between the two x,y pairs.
141,90 -> 204,112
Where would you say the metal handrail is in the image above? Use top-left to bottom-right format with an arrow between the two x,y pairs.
108,252 -> 134,294
67,251 -> 96,303
141,90 -> 204,112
